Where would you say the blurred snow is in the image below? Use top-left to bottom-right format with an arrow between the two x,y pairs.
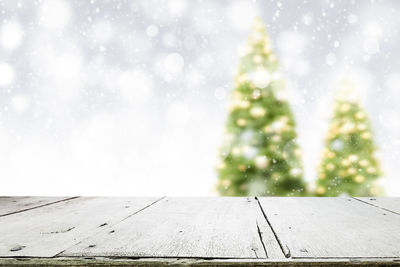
118,70 -> 154,104
38,0 -> 72,30
146,25 -> 159,38
1,21 -> 23,50
0,0 -> 400,196
0,62 -> 15,86
326,53 -> 337,66
91,19 -> 114,43
227,1 -> 259,31
11,94 -> 30,113
164,53 -> 185,73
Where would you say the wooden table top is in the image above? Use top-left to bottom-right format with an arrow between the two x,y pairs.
0,197 -> 399,266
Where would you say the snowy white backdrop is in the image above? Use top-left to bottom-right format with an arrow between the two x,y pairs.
0,0 -> 399,196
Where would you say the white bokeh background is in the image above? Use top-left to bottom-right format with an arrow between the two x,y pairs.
0,0 -> 400,196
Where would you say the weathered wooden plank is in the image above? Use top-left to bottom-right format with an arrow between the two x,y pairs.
63,197 -> 284,259
1,257 -> 400,266
0,197 -> 162,257
355,197 -> 400,215
257,197 -> 400,258
0,197 -> 75,217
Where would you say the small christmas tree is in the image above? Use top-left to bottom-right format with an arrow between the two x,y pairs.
216,18 -> 306,196
315,80 -> 383,196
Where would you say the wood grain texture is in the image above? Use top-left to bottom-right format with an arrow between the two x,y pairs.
0,197 -> 162,257
257,197 -> 400,258
1,197 -> 400,265
62,197 -> 284,259
355,197 -> 400,215
0,197 -> 74,217
1,257 -> 400,266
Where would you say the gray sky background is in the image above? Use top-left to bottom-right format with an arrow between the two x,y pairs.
1,0 -> 400,195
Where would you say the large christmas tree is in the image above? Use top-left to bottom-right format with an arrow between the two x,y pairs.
216,18 -> 306,196
315,80 -> 383,196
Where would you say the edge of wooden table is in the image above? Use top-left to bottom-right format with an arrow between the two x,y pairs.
1,257 -> 400,266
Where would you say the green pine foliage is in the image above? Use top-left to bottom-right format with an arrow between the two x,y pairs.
216,18 -> 306,196
315,81 -> 383,196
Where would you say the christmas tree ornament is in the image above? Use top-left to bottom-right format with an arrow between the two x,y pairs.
290,168 -> 302,177
252,54 -> 263,64
316,186 -> 326,195
250,106 -> 267,118
326,163 -> 335,171
238,164 -> 247,172
251,89 -> 262,99
348,154 -> 358,162
231,146 -> 241,156
248,68 -> 271,88
272,135 -> 281,142
354,175 -> 365,183
236,118 -> 247,127
355,111 -> 365,119
254,155 -> 269,169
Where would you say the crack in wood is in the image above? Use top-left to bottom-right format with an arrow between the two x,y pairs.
352,197 -> 400,216
41,227 -> 75,235
255,220 -> 268,258
255,197 -> 291,259
251,248 -> 258,258
118,197 -> 166,224
0,197 -> 79,218
285,245 -> 292,258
